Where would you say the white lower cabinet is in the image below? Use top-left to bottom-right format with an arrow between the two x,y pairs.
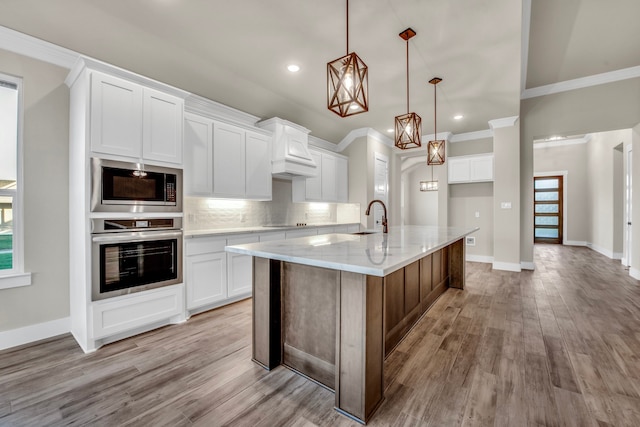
185,236 -> 228,310
227,235 -> 259,298
92,285 -> 184,340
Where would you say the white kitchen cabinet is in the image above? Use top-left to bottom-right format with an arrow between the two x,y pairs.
448,154 -> 494,184
184,113 -> 214,196
286,228 -> 318,239
245,131 -> 272,199
227,235 -> 259,298
92,284 -> 184,340
90,71 -> 143,159
142,87 -> 184,164
336,156 -> 349,203
185,237 -> 228,310
184,114 -> 272,199
90,70 -> 183,165
213,122 -> 246,197
260,232 -> 286,242
292,148 -> 349,203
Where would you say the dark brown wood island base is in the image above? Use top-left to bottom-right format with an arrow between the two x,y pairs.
226,226 -> 477,423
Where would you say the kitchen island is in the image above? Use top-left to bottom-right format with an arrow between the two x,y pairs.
225,225 -> 478,424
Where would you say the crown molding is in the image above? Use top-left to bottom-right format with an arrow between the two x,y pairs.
533,134 -> 592,149
521,65 -> 640,100
0,26 -> 78,69
308,135 -> 339,152
335,128 -> 393,152
450,129 -> 493,143
185,93 -> 262,128
489,116 -> 519,130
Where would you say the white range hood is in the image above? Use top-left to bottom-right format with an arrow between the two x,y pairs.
258,117 -> 317,179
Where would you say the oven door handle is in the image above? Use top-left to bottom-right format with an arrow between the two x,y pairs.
91,230 -> 183,243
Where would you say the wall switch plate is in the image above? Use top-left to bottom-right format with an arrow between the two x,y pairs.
475,211 -> 480,218
466,236 -> 476,246
501,202 -> 512,209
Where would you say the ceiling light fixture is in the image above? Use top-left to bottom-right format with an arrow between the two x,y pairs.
427,77 -> 445,165
453,114 -> 463,120
327,0 -> 368,117
394,28 -> 421,150
287,64 -> 300,72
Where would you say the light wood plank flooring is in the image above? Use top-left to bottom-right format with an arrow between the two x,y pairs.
2,244 -> 640,426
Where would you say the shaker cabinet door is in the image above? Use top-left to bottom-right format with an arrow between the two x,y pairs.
213,123 -> 246,197
184,114 -> 214,196
142,88 -> 183,165
90,71 -> 143,158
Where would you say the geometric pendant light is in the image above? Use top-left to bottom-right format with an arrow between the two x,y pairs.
427,77 -> 445,165
327,0 -> 368,117
395,28 -> 421,149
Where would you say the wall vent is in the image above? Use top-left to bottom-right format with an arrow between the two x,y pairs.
466,236 -> 476,246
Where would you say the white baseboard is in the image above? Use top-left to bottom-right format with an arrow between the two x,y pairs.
565,240 -> 587,246
492,261 -> 522,272
466,254 -> 493,264
0,317 -> 70,351
630,267 -> 640,281
612,252 -> 623,260
587,242 -> 619,260
520,261 -> 535,271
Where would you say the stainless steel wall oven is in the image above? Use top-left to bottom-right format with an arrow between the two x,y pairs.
91,218 -> 183,301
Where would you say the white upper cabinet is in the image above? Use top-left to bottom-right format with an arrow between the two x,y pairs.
142,88 -> 183,164
245,131 -> 272,199
183,113 -> 272,200
90,70 -> 184,165
90,72 -> 143,159
292,148 -> 349,202
213,122 -> 246,197
448,154 -> 494,184
184,113 -> 213,196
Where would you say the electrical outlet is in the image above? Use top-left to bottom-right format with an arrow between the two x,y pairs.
475,211 -> 480,218
466,236 -> 476,246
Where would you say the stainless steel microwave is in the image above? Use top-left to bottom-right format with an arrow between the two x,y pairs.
91,158 -> 182,213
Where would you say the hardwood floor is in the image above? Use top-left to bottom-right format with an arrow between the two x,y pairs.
2,244 -> 640,426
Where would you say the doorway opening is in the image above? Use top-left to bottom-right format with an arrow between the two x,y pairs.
534,176 -> 563,244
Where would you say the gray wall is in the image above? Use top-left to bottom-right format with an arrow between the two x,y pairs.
0,49 -> 70,332
534,142 -> 589,244
521,77 -> 640,265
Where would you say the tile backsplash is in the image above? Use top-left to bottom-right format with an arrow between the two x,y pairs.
184,179 -> 361,231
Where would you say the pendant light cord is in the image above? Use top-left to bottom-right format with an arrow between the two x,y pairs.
346,0 -> 349,54
406,39 -> 410,113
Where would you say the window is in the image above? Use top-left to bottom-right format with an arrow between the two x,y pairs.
0,73 -> 30,288
534,176 -> 563,244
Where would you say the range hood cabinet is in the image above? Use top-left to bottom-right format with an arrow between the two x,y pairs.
258,117 -> 317,179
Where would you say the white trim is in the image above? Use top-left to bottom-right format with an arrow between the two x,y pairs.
630,267 -> 640,281
613,252 -> 623,260
0,26 -> 78,69
466,254 -> 493,264
0,317 -> 70,351
488,116 -> 519,130
185,93 -> 261,129
335,128 -> 393,152
520,261 -> 535,271
565,240 -> 588,246
308,135 -> 339,152
0,272 -> 32,289
534,171 -> 568,245
450,129 -> 493,143
533,135 -> 592,149
521,0 -> 532,94
521,65 -> 640,100
587,242 -> 617,259
492,261 -> 522,272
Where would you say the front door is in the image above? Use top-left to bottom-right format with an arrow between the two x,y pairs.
534,176 -> 563,244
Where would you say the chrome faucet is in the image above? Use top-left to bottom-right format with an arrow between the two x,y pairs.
365,199 -> 388,233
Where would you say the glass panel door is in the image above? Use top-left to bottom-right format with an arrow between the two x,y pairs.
534,176 -> 563,244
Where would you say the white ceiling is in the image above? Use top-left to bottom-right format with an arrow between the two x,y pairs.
0,0 -> 638,144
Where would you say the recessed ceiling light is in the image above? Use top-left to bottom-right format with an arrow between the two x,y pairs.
453,114 -> 463,120
350,104 -> 359,110
287,64 -> 300,72
387,128 -> 394,133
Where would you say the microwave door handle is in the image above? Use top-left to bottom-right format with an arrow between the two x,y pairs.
92,231 -> 183,243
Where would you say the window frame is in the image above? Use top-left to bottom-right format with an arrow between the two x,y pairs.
0,71 -> 30,288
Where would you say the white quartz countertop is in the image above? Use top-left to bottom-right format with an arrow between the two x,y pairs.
185,223 -> 359,238
225,225 -> 479,277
